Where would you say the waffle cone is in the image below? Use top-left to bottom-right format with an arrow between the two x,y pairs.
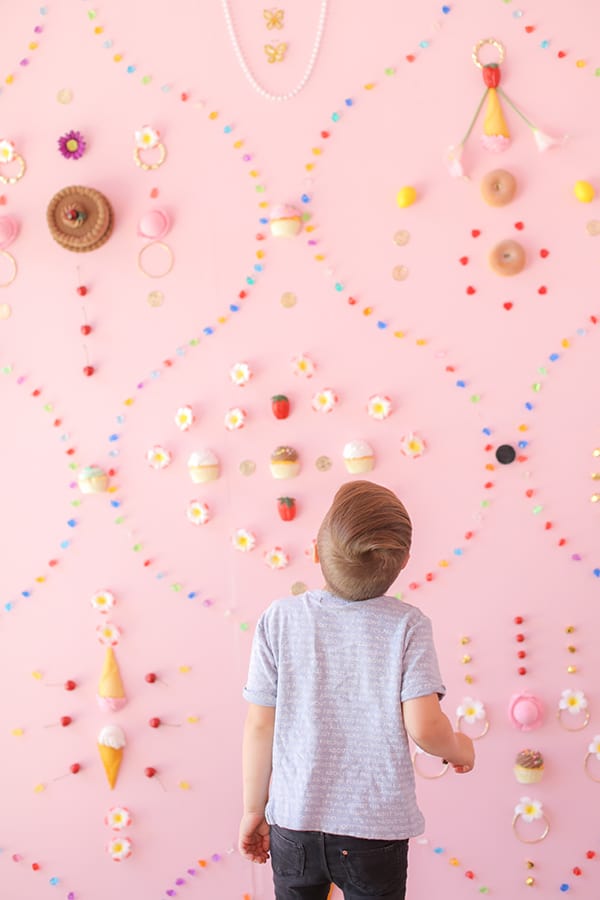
484,88 -> 510,138
98,744 -> 123,789
98,647 -> 125,700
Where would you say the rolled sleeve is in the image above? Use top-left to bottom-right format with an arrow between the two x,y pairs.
243,612 -> 278,707
400,613 -> 446,702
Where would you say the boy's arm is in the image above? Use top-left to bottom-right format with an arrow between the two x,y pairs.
402,693 -> 474,772
239,703 -> 276,863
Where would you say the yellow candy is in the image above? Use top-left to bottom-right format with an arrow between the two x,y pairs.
574,180 -> 595,203
34,783 -> 46,794
11,728 -> 24,736
179,665 -> 191,674
396,186 -> 417,208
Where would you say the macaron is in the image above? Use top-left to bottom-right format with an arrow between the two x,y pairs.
137,209 -> 171,240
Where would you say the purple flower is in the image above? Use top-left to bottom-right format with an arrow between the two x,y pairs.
58,130 -> 86,160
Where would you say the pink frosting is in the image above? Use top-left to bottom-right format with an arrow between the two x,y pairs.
97,695 -> 127,712
270,204 -> 300,221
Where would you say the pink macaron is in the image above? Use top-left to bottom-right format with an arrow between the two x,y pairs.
0,215 -> 18,250
137,208 -> 170,240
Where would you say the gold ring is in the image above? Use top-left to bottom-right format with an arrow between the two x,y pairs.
138,241 -> 174,278
456,716 -> 489,740
0,152 -> 26,184
133,142 -> 167,171
0,250 -> 16,286
584,753 -> 600,782
412,751 -> 449,780
557,708 -> 590,732
472,38 -> 505,70
512,812 -> 550,844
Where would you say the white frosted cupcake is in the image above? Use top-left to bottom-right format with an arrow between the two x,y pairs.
343,440 -> 375,474
188,449 -> 219,483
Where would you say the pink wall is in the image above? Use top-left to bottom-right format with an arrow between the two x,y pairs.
1,1 -> 599,897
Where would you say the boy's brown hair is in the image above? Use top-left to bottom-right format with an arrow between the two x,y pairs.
317,480 -> 412,601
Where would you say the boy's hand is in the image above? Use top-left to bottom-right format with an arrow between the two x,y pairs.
449,732 -> 475,773
238,812 -> 270,863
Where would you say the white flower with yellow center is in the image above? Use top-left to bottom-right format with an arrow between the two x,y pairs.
264,547 -> 289,569
456,697 -> 485,724
400,431 -> 426,458
107,836 -> 133,861
367,394 -> 392,420
588,735 -> 600,760
96,621 -> 121,647
559,689 -> 588,715
175,406 -> 194,431
515,797 -> 543,823
187,501 -> 210,525
291,353 -> 315,378
230,362 -> 252,386
0,140 -> 15,163
311,388 -> 338,413
146,445 -> 172,469
134,126 -> 159,150
90,590 -> 115,613
232,528 -> 256,552
105,806 -> 132,831
224,407 -> 246,431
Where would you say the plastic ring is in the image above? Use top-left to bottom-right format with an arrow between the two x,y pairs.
0,250 -> 17,286
511,812 -> 550,844
456,716 -> 489,740
138,241 -> 174,279
472,38 -> 505,70
133,142 -> 167,171
412,751 -> 449,779
0,152 -> 26,185
584,752 -> 600,782
557,707 -> 591,732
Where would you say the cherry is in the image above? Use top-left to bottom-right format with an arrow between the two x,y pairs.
144,767 -> 157,778
149,717 -> 161,728
76,285 -> 88,296
83,365 -> 95,377
145,672 -> 157,684
70,763 -> 81,774
64,680 -> 77,691
514,616 -> 524,624
80,324 -> 92,336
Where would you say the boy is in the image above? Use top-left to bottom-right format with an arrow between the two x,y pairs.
239,480 -> 474,899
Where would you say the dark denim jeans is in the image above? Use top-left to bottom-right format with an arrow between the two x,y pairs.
269,824 -> 409,900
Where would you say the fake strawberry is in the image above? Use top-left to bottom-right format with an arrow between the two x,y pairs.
271,394 -> 290,419
277,497 -> 296,521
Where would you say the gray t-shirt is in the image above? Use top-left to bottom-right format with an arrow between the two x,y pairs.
243,589 -> 446,840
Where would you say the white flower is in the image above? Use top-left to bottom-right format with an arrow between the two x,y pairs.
515,797 -> 543,823
559,689 -> 588,715
134,126 -> 159,150
291,353 -> 315,378
367,394 -> 392,420
444,144 -> 464,178
456,697 -> 485,724
90,590 -> 115,614
175,406 -> 194,431
0,140 -> 15,163
400,432 -> 426,458
187,501 -> 210,525
588,735 -> 600,760
224,407 -> 246,430
96,621 -> 121,646
264,547 -> 289,569
105,806 -> 132,831
312,388 -> 338,413
146,446 -> 171,469
107,836 -> 132,861
532,128 -> 567,152
232,528 -> 256,552
230,362 -> 252,386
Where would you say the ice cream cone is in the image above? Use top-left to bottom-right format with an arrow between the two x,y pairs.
98,725 -> 126,790
482,88 -> 510,150
97,647 -> 126,712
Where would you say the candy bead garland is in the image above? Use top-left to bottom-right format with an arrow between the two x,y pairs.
415,836 -> 491,894
0,6 -> 48,96
8,844 -> 77,897
0,366 -> 83,616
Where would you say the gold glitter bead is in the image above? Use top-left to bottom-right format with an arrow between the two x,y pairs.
280,291 -> 297,308
591,472 -> 600,480
239,460 -> 256,476
567,665 -> 577,674
567,645 -> 577,653
460,636 -> 471,645
526,861 -> 535,869
393,229 -> 410,246
565,625 -> 575,633
147,290 -> 164,307
593,448 -> 600,457
464,674 -> 474,684
525,877 -> 535,886
315,455 -> 332,472
392,265 -> 409,281
591,493 -> 600,503
462,654 -> 472,664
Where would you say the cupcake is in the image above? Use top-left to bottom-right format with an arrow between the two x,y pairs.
514,749 -> 544,784
343,440 -> 375,474
187,450 -> 219,483
269,204 -> 302,238
270,446 -> 300,479
78,465 -> 109,494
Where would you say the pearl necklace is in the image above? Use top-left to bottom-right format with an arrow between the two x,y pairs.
221,0 -> 328,101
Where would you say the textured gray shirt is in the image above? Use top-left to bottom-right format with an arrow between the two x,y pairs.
243,589 -> 446,839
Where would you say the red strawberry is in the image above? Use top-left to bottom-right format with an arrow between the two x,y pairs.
277,497 -> 296,521
271,394 -> 290,419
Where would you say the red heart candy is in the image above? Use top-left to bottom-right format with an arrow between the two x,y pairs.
525,489 -> 534,498
538,286 -> 547,295
466,285 -> 476,295
515,221 -> 524,230
348,297 -> 357,305
471,229 -> 481,238
321,131 -> 330,139
150,188 -> 159,198
544,522 -> 553,530
525,25 -> 535,33
503,302 -> 513,310
558,538 -> 566,546
459,256 -> 469,265
558,51 -> 566,58
406,55 -> 415,62
180,92 -> 189,102
540,248 -> 549,257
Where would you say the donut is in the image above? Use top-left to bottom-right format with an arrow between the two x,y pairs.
488,239 -> 526,277
481,169 -> 517,207
47,185 -> 113,252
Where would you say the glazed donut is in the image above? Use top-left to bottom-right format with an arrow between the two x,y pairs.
481,169 -> 517,207
488,239 -> 526,276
